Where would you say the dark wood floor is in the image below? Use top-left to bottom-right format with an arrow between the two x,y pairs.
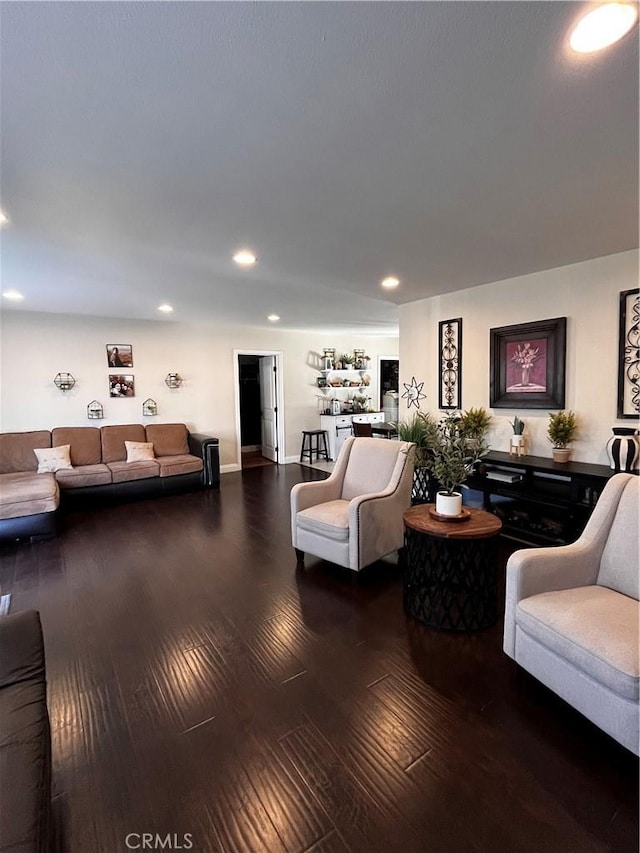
0,465 -> 637,853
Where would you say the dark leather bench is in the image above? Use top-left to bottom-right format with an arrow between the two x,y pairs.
0,611 -> 52,853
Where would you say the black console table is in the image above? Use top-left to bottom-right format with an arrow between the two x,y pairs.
465,451 -> 615,547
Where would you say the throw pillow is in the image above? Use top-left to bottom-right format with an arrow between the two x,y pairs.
125,441 -> 155,463
34,445 -> 73,473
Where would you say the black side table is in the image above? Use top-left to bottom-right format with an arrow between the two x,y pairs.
402,504 -> 503,632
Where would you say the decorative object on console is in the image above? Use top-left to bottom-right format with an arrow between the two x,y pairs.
54,372 -> 75,392
402,376 -> 426,410
165,372 -> 182,389
109,374 -> 135,397
458,407 -> 491,452
87,400 -> 104,420
142,398 -> 158,417
606,427 -> 639,472
106,344 -> 133,368
490,317 -> 566,409
547,410 -> 578,462
509,415 -> 526,456
617,288 -> 639,418
438,317 -> 462,410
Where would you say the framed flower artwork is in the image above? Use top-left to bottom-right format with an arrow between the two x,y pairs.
490,317 -> 566,409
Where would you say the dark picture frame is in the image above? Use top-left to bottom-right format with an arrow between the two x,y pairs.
106,344 -> 133,368
617,288 -> 640,418
109,374 -> 135,398
438,317 -> 462,410
490,317 -> 566,409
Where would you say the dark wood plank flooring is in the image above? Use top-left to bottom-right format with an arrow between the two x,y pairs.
0,464 -> 637,853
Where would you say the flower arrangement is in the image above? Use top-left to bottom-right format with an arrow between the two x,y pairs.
512,342 -> 540,386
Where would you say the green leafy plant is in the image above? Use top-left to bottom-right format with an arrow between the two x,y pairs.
458,407 -> 492,441
396,412 -> 439,468
510,415 -> 525,435
428,412 -> 489,495
340,353 -> 354,365
547,411 -> 578,448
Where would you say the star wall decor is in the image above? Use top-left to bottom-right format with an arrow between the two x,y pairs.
402,376 -> 426,409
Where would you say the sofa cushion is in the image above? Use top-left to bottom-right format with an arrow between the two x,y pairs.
52,427 -> 102,466
107,460 -> 160,483
156,454 -> 203,478
145,423 -> 190,457
55,464 -> 112,490
0,472 -> 59,519
125,441 -> 155,463
0,431 -> 51,474
101,424 -> 146,463
296,499 -> 351,542
597,476 -> 639,600
34,445 -> 72,473
517,585 -> 639,701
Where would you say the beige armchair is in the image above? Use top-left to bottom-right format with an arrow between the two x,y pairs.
504,473 -> 639,753
291,436 -> 416,572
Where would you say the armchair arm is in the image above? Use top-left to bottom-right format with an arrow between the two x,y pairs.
291,476 -> 343,548
188,433 -> 220,488
503,540 -> 600,657
0,610 -> 45,689
349,486 -> 410,570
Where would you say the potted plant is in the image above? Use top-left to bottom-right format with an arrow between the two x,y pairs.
340,353 -> 354,367
547,411 -> 578,463
510,415 -> 525,449
429,412 -> 489,516
458,407 -> 492,451
396,412 -> 439,503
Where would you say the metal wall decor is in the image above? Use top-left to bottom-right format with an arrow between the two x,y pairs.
402,376 -> 426,409
617,288 -> 639,419
165,373 -> 182,389
54,372 -> 76,391
438,318 -> 462,410
142,398 -> 158,417
87,400 -> 104,419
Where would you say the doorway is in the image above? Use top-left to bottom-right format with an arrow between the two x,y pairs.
234,350 -> 285,469
378,356 -> 399,418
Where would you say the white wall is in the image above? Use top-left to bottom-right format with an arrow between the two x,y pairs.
0,311 -> 398,469
399,250 -> 639,465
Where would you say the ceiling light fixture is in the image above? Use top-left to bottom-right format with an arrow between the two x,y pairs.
0,210 -> 8,226
2,290 -> 24,301
268,314 -> 280,322
381,276 -> 400,289
233,249 -> 257,266
569,3 -> 638,52
158,304 -> 173,313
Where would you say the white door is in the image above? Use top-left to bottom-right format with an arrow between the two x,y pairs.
259,356 -> 278,462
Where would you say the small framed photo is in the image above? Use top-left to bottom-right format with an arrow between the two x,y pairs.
490,317 -> 566,409
109,374 -> 135,398
106,344 -> 133,368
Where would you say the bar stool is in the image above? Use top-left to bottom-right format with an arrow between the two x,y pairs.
300,430 -> 329,463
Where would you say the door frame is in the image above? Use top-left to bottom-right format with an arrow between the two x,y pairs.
233,350 -> 286,466
377,355 -> 399,409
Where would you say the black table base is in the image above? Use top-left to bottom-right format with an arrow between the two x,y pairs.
402,527 -> 499,632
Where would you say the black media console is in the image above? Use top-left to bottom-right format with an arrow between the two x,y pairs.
465,451 -> 615,547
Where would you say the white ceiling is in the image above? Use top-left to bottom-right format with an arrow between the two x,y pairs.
1,2 -> 638,334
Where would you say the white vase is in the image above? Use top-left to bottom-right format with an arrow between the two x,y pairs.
436,491 -> 463,516
511,434 -> 524,447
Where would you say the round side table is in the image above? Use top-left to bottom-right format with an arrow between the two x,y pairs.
402,504 -> 503,632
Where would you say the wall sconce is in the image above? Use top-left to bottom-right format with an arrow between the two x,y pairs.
165,373 -> 182,389
87,400 -> 104,419
54,372 -> 76,391
142,398 -> 158,416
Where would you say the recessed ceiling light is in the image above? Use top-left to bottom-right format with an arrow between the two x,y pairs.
2,290 -> 24,301
233,249 -> 257,266
569,3 -> 638,53
268,314 -> 280,322
0,210 -> 8,226
158,304 -> 173,313
381,276 -> 400,289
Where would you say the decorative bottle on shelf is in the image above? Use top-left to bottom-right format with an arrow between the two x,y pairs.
606,427 -> 640,473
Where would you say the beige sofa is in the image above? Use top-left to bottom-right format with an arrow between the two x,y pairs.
0,423 -> 219,542
504,473 -> 639,754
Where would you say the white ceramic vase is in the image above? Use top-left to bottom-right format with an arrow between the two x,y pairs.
511,434 -> 524,447
436,491 -> 463,516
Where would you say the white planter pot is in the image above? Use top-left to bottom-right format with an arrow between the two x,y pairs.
511,435 -> 524,447
436,491 -> 463,516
